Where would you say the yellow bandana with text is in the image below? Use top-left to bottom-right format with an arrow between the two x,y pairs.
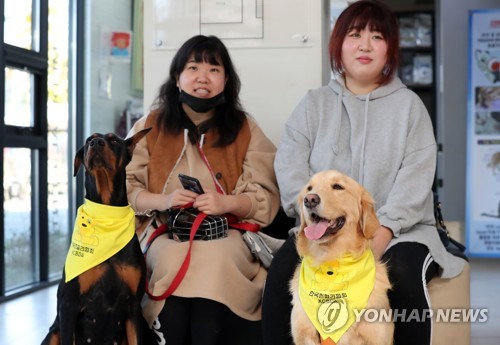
64,199 -> 135,282
299,249 -> 376,344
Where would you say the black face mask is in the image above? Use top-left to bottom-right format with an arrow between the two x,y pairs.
178,90 -> 226,113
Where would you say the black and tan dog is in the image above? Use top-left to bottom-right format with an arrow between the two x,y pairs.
42,128 -> 150,345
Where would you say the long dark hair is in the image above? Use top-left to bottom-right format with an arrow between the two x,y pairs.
152,35 -> 246,146
329,0 -> 399,86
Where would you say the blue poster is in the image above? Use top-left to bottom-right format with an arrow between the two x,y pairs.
466,9 -> 500,257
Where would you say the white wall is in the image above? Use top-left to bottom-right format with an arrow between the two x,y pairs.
143,0 -> 330,145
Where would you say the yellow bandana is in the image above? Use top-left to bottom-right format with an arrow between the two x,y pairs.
64,199 -> 135,282
298,249 -> 376,344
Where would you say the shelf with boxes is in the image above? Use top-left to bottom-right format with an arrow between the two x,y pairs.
396,10 -> 437,133
398,11 -> 434,88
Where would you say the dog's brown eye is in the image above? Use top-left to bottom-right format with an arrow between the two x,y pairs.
307,186 -> 312,191
332,184 -> 344,190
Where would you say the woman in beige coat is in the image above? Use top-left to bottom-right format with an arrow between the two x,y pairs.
126,35 -> 279,345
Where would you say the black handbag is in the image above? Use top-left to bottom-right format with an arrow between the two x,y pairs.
433,194 -> 468,261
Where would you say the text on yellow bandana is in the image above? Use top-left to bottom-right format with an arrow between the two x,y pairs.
298,249 -> 376,344
64,199 -> 135,282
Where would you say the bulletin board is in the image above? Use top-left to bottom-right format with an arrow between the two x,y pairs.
466,8 -> 500,257
151,0 -> 312,49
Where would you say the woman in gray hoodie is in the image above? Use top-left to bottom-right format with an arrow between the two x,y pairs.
262,1 -> 466,344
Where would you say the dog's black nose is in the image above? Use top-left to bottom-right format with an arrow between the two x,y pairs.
89,137 -> 105,148
304,193 -> 320,208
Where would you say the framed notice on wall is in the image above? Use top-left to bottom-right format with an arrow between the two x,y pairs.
466,9 -> 500,257
151,0 -> 311,50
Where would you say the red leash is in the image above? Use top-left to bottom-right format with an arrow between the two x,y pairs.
143,205 -> 258,301
195,143 -> 259,232
144,146 -> 259,300
144,204 -> 207,301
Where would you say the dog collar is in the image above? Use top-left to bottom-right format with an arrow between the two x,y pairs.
64,199 -> 135,282
298,249 -> 376,344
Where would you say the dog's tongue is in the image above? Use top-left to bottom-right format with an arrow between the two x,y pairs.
304,221 -> 329,240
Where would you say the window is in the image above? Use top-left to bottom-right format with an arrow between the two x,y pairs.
4,0 -> 38,51
1,0 -> 81,300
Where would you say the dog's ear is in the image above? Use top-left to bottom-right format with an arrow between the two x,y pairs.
73,146 -> 85,177
359,188 -> 380,239
125,127 -> 152,156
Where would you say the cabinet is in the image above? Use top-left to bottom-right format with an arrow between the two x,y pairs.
395,10 -> 437,134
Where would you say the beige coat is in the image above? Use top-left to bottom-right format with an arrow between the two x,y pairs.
126,113 -> 280,325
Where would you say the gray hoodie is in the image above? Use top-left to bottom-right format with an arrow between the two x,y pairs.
275,77 -> 465,278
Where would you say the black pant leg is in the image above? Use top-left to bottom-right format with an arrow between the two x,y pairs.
219,308 -> 263,345
382,242 -> 439,345
154,296 -> 191,345
189,298 -> 227,345
261,235 -> 300,345
155,296 -> 263,345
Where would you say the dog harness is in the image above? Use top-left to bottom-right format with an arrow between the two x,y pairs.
298,249 -> 376,344
64,199 -> 135,282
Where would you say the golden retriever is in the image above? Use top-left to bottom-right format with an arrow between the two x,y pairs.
290,170 -> 393,345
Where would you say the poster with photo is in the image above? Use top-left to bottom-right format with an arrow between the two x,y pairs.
110,31 -> 132,62
466,9 -> 500,257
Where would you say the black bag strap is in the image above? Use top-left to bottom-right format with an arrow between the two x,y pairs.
433,193 -> 468,257
433,194 -> 448,233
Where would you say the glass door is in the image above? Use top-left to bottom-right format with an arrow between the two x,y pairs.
1,0 -> 76,299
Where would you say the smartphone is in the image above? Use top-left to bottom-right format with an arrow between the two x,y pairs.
178,173 -> 205,194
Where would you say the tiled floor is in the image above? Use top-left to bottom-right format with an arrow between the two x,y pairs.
0,258 -> 499,345
0,285 -> 58,344
469,258 -> 500,345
